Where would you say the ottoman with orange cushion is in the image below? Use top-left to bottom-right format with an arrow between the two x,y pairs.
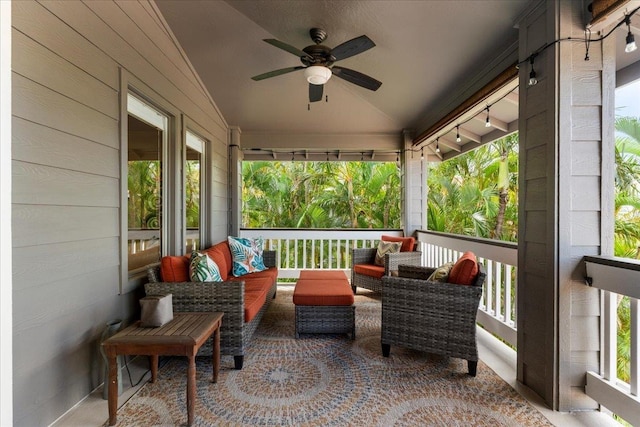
293,270 -> 355,339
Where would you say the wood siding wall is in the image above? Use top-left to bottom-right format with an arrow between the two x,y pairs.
11,1 -> 228,425
517,0 -> 611,411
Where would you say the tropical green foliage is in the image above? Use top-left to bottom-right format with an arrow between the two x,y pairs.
128,160 -> 160,229
613,116 -> 640,385
427,133 -> 519,242
242,161 -> 401,228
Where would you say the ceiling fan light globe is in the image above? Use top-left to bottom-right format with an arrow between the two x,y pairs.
304,66 -> 332,85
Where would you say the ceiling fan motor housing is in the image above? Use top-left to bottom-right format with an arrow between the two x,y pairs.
301,44 -> 335,67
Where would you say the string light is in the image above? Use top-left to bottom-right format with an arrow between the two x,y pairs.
412,6 -> 640,156
625,15 -> 637,53
528,55 -> 538,87
435,138 -> 441,153
420,147 -> 424,160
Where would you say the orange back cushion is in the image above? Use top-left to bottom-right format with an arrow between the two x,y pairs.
448,251 -> 479,285
160,255 -> 190,282
381,235 -> 415,252
203,242 -> 232,281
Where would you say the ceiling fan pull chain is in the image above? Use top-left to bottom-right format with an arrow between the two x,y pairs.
325,95 -> 328,103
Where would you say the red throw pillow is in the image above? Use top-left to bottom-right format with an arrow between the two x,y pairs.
160,255 -> 190,282
381,235 -> 415,252
448,251 -> 478,285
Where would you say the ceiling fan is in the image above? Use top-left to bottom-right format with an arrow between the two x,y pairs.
251,28 -> 382,103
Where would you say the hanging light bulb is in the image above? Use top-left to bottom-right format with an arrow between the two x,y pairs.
456,127 -> 461,143
485,106 -> 491,128
420,147 -> 424,160
435,138 -> 441,153
528,55 -> 538,87
625,15 -> 637,53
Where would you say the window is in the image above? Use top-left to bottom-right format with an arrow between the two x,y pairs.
185,130 -> 205,252
126,93 -> 169,273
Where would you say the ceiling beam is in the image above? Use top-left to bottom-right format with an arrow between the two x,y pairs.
472,113 -> 509,132
502,92 -> 519,105
413,62 -> 518,146
458,127 -> 481,143
437,137 -> 462,152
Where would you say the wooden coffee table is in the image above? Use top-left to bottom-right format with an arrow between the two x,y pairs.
102,312 -> 223,426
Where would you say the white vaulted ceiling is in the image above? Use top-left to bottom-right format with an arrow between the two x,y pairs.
154,0 -> 639,159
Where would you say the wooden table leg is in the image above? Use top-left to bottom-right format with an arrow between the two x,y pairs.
107,354 -> 118,426
150,354 -> 158,382
212,327 -> 220,383
187,355 -> 196,426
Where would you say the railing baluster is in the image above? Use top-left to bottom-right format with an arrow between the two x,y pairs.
302,239 -> 307,270
329,239 -> 334,269
486,261 -> 493,315
631,297 -> 639,396
603,290 -> 617,381
505,264 -> 513,326
495,261 -> 503,321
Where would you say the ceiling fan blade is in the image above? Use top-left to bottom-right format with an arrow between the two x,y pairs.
331,35 -> 375,61
332,66 -> 382,91
309,83 -> 323,102
251,66 -> 304,81
263,39 -> 312,60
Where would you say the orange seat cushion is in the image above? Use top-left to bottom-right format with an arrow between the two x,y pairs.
381,235 -> 416,252
160,255 -> 190,282
245,268 -> 278,282
353,264 -> 385,279
299,270 -> 348,280
293,279 -> 354,306
243,276 -> 273,293
244,289 -> 267,322
448,251 -> 479,285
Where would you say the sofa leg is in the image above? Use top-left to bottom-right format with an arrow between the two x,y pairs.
234,355 -> 244,370
468,360 -> 477,376
382,343 -> 390,357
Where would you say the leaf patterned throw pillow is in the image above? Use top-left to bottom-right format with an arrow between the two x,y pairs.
189,251 -> 223,282
374,240 -> 403,266
426,261 -> 455,282
227,236 -> 267,277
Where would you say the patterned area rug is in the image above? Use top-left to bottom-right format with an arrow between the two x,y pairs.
109,286 -> 552,426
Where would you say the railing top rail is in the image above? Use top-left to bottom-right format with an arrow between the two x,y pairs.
416,230 -> 517,265
584,255 -> 640,271
584,255 -> 640,300
241,228 -> 404,240
417,230 -> 517,250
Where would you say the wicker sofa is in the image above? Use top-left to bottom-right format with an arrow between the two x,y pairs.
381,262 -> 486,376
351,235 -> 422,294
145,240 -> 278,370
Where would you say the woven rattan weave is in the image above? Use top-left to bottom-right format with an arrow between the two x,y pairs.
381,263 -> 486,376
351,248 -> 422,293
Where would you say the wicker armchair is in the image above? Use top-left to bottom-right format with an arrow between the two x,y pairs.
381,263 -> 486,376
351,246 -> 422,294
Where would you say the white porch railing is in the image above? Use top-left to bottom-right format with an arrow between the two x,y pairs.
584,256 -> 640,424
416,230 -> 518,348
240,228 -> 404,279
